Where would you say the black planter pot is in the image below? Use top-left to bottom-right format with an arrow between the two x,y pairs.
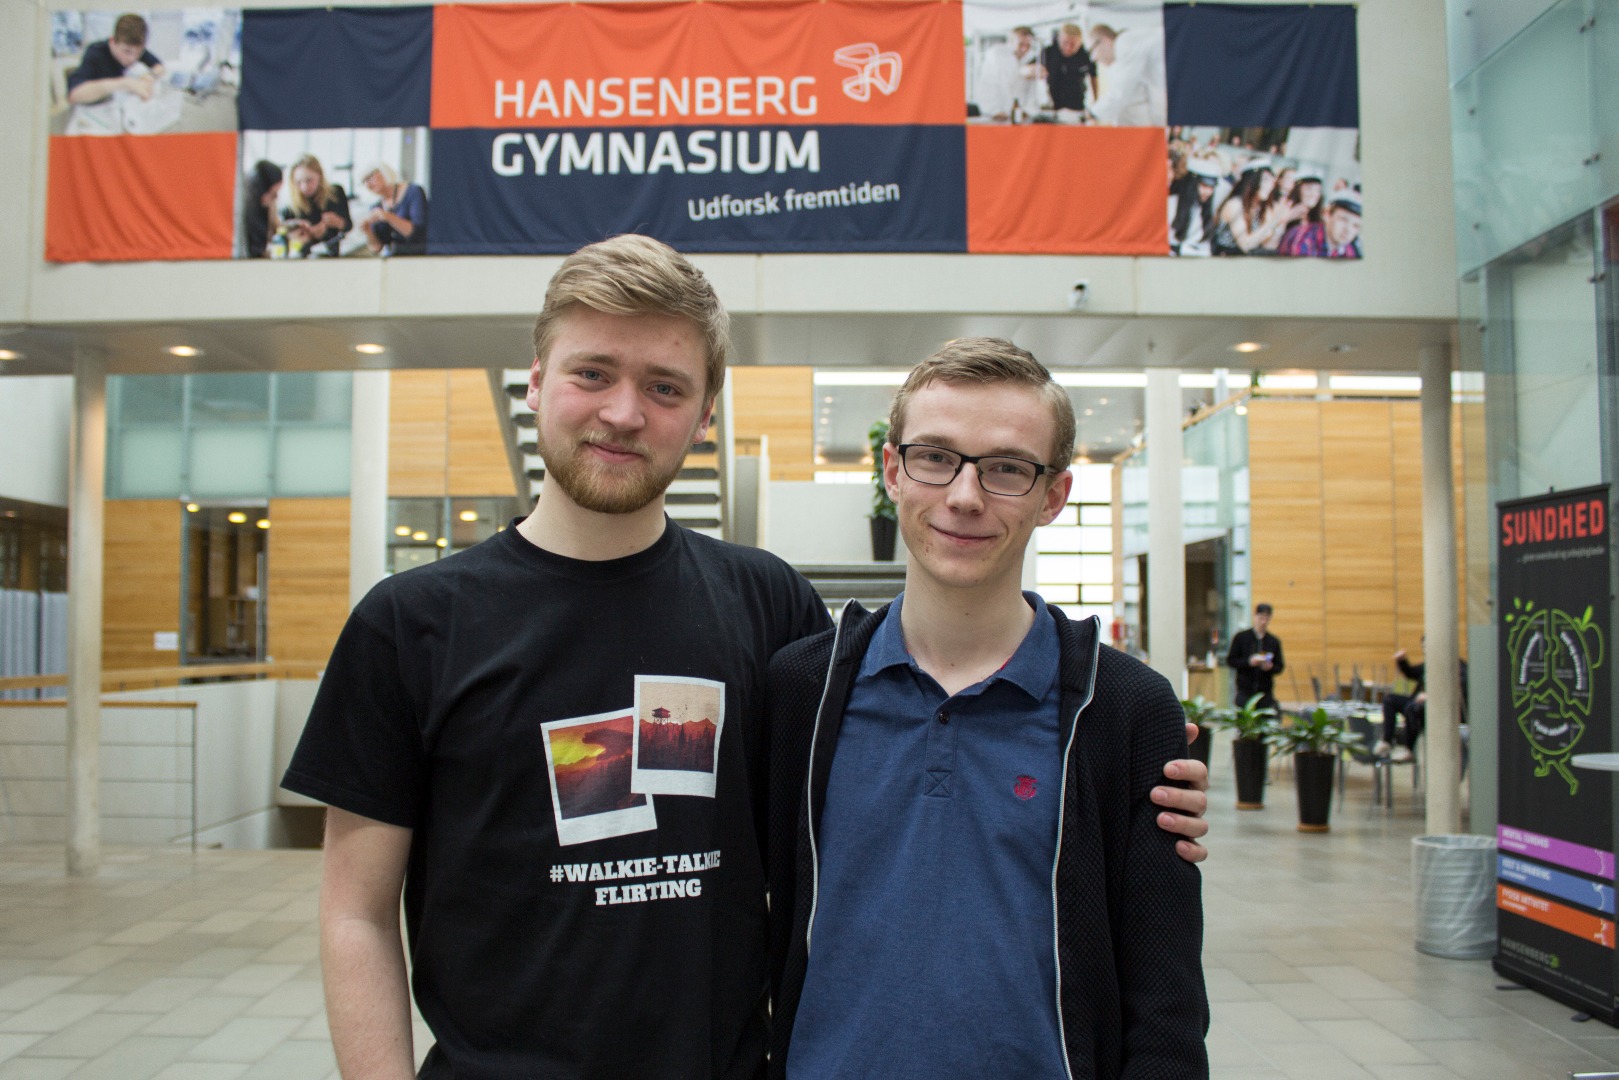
870,515 -> 897,561
1232,737 -> 1267,809
1188,723 -> 1212,768
1294,751 -> 1336,833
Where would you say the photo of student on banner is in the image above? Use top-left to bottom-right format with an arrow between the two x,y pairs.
235,127 -> 429,259
1166,126 -> 1362,258
964,2 -> 1163,127
50,10 -> 240,137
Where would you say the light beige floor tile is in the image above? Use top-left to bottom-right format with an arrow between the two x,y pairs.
103,977 -> 213,1015
0,980 -> 79,1014
1259,1041 -> 1378,1079
0,995 -> 116,1034
141,996 -> 252,1038
208,965 -> 300,999
236,1038 -> 337,1080
1256,980 -> 1361,1021
184,1017 -> 303,1063
1213,1000 -> 1316,1043
149,1065 -> 249,1080
105,922 -> 189,947
0,1059 -> 81,1080
71,1034 -> 194,1080
21,1010 -> 152,1058
189,912 -> 262,937
1365,1066 -> 1467,1080
242,980 -> 323,1019
1307,1018 -> 1434,1065
0,1035 -> 42,1065
1299,966 -> 1408,1001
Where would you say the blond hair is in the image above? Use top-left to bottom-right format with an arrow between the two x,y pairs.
287,154 -> 337,219
888,337 -> 1076,467
532,234 -> 730,398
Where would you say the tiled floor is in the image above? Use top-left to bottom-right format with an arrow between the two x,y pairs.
0,749 -> 1615,1079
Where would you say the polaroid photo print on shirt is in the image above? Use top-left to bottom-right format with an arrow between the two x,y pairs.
541,709 -> 658,846
631,675 -> 726,797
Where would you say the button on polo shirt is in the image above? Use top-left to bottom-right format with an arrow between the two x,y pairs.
789,593 -> 1067,1079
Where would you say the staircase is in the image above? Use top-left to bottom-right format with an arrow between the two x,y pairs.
498,369 -> 725,538
793,563 -> 907,613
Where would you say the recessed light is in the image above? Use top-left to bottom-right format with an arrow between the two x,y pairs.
227,511 -> 247,524
1235,404 -> 1249,416
435,537 -> 449,548
458,510 -> 479,522
412,530 -> 429,542
256,518 -> 271,530
186,503 -> 200,513
394,525 -> 412,536
0,349 -> 20,361
355,343 -> 386,355
1230,342 -> 1265,354
167,345 -> 202,357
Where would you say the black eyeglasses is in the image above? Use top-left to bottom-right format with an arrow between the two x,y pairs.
896,443 -> 1056,497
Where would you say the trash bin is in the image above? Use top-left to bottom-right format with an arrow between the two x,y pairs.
1411,834 -> 1497,959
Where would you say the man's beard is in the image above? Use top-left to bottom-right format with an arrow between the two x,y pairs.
538,429 -> 691,515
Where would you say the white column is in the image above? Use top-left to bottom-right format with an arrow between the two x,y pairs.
1146,369 -> 1186,695
66,350 -> 106,877
349,371 -> 391,608
1420,344 -> 1461,835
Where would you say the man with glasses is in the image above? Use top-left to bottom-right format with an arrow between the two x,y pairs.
768,338 -> 1209,1079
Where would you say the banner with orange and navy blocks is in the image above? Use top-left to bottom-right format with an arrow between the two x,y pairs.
45,2 -> 1362,262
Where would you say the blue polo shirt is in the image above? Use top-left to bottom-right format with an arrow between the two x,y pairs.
788,592 -> 1067,1079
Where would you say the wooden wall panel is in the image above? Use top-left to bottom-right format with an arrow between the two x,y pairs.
389,371 -> 450,497
1391,402 -> 1425,658
103,500 -> 181,672
448,371 -> 517,496
729,367 -> 815,482
1248,401 -> 1325,693
1322,402 -> 1395,682
267,498 -> 350,666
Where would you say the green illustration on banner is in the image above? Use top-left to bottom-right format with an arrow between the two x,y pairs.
1504,598 -> 1606,795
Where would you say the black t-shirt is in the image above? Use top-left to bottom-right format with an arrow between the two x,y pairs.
67,40 -> 161,92
1042,42 -> 1095,111
283,521 -> 830,1079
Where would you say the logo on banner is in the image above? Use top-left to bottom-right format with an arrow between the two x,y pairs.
1504,597 -> 1606,795
833,43 -> 902,102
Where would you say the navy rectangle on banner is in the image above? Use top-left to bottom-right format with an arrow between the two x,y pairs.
241,6 -> 433,131
428,125 -> 966,255
1164,2 -> 1358,128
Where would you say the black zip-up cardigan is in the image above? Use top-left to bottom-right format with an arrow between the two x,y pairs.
766,601 -> 1209,1080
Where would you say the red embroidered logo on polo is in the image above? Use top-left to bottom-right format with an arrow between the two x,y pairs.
1013,775 -> 1038,800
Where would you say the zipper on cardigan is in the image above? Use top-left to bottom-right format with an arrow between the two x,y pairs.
1049,615 -> 1101,1080
803,600 -> 856,956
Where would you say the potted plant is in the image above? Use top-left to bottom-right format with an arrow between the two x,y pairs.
1268,705 -> 1362,833
868,419 -> 897,561
1179,694 -> 1218,769
1210,693 -> 1278,810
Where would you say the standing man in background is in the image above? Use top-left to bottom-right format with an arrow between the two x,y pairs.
1228,602 -> 1284,711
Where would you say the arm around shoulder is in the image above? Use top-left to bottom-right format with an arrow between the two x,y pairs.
320,808 -> 417,1080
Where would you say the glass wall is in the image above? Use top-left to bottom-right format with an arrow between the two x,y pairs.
107,372 -> 354,500
387,496 -> 516,574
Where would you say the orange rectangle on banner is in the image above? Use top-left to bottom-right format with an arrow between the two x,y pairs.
431,1 -> 963,129
47,133 -> 238,263
1499,885 -> 1617,948
966,125 -> 1168,255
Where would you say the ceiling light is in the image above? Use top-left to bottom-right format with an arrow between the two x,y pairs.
1230,342 -> 1265,354
1258,374 -> 1319,390
1235,404 -> 1248,416
167,345 -> 202,357
1055,373 -> 1147,388
355,343 -> 386,355
1083,408 -> 1094,417
227,511 -> 247,524
186,503 -> 200,513
458,510 -> 479,522
435,537 -> 449,548
0,349 -> 19,361
1178,374 -> 1218,388
812,371 -> 908,386
1098,397 -> 1108,406
1329,375 -> 1421,392
256,518 -> 271,530
412,530 -> 429,542
394,525 -> 412,536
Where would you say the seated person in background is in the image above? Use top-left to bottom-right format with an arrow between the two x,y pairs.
360,163 -> 429,256
67,13 -> 165,105
282,154 -> 352,258
1376,645 -> 1468,762
240,160 -> 283,260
